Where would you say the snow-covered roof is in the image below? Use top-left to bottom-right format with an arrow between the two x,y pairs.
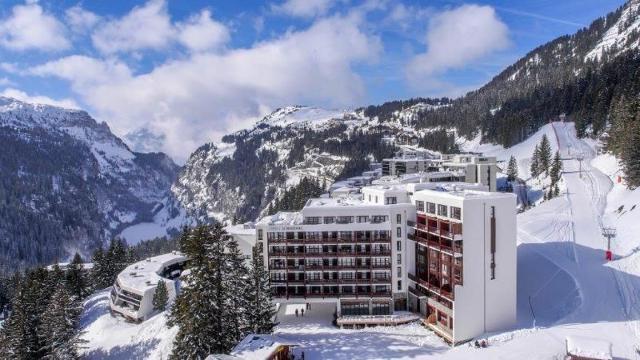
257,211 -> 303,226
230,334 -> 299,360
116,252 -> 187,294
46,262 -> 94,271
566,336 -> 612,360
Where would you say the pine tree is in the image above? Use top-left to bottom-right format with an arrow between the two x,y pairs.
245,246 -> 277,334
530,144 -> 540,178
91,247 -> 112,290
39,286 -> 84,359
550,151 -> 562,185
507,155 -> 518,182
66,253 -> 88,300
539,134 -> 552,174
225,235 -> 250,343
168,224 -> 238,358
153,279 -> 169,312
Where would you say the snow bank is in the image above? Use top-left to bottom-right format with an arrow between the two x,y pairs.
566,336 -> 612,360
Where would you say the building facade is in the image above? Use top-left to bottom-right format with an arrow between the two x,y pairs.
257,187 -> 415,316
407,189 -> 517,344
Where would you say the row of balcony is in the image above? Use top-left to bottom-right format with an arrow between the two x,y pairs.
270,277 -> 391,284
407,272 -> 454,301
268,237 -> 391,244
272,291 -> 392,298
409,234 -> 463,255
268,250 -> 392,258
269,264 -> 392,270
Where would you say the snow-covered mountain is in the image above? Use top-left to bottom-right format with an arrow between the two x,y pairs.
170,103 -> 451,224
0,97 -> 181,271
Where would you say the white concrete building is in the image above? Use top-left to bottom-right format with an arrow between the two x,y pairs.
407,189 -> 517,344
257,190 -> 415,316
381,153 -> 498,191
109,252 -> 188,322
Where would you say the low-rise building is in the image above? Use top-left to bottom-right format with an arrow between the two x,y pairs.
109,252 -> 188,322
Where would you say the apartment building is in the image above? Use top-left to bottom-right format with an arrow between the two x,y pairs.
109,252 -> 188,322
406,189 -> 516,344
381,152 -> 498,191
257,186 -> 415,316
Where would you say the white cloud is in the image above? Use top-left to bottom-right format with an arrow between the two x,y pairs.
406,4 -> 509,78
272,0 -> 337,18
0,88 -> 79,109
91,0 -> 174,54
65,5 -> 101,33
0,2 -> 70,51
177,10 -> 230,52
33,13 -> 380,162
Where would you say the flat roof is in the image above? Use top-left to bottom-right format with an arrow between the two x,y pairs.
116,252 -> 187,293
414,188 -> 515,201
231,334 -> 298,360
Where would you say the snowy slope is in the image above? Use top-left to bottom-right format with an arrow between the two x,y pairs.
585,0 -> 640,61
80,290 -> 177,359
461,123 -> 559,179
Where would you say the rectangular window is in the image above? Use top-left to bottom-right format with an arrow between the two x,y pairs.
397,254 -> 402,264
257,229 -> 263,241
375,196 -> 379,203
397,266 -> 402,278
323,216 -> 335,224
357,215 -> 369,223
415,200 -> 425,212
336,216 -> 353,224
396,241 -> 401,251
397,280 -> 402,291
304,217 -> 321,225
437,204 -> 448,217
396,214 -> 401,223
426,202 -> 436,214
368,195 -> 372,202
451,206 -> 461,220
396,227 -> 402,237
386,197 -> 397,204
371,215 -> 387,224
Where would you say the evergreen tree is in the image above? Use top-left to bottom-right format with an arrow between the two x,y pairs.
550,151 -> 563,185
225,236 -> 249,343
66,253 -> 88,300
539,134 -> 552,174
530,144 -> 540,178
91,247 -> 110,290
39,286 -> 84,359
153,279 -> 169,312
506,156 -> 518,182
168,224 -> 237,358
245,246 -> 277,334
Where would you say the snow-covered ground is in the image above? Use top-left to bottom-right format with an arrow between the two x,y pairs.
80,290 -> 177,359
79,122 -> 640,359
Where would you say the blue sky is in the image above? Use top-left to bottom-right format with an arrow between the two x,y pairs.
0,0 -> 626,160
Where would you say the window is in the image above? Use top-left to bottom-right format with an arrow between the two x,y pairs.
451,206 -> 461,220
257,229 -> 263,240
397,254 -> 402,264
324,216 -> 335,224
397,280 -> 402,291
368,195 -> 372,202
396,214 -> 402,223
396,227 -> 402,237
415,200 -> 425,212
304,217 -> 321,224
397,266 -> 402,277
396,241 -> 401,251
336,216 -> 353,224
426,202 -> 436,214
371,215 -> 387,223
357,215 -> 369,223
375,196 -> 379,203
386,197 -> 397,205
437,204 -> 448,217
